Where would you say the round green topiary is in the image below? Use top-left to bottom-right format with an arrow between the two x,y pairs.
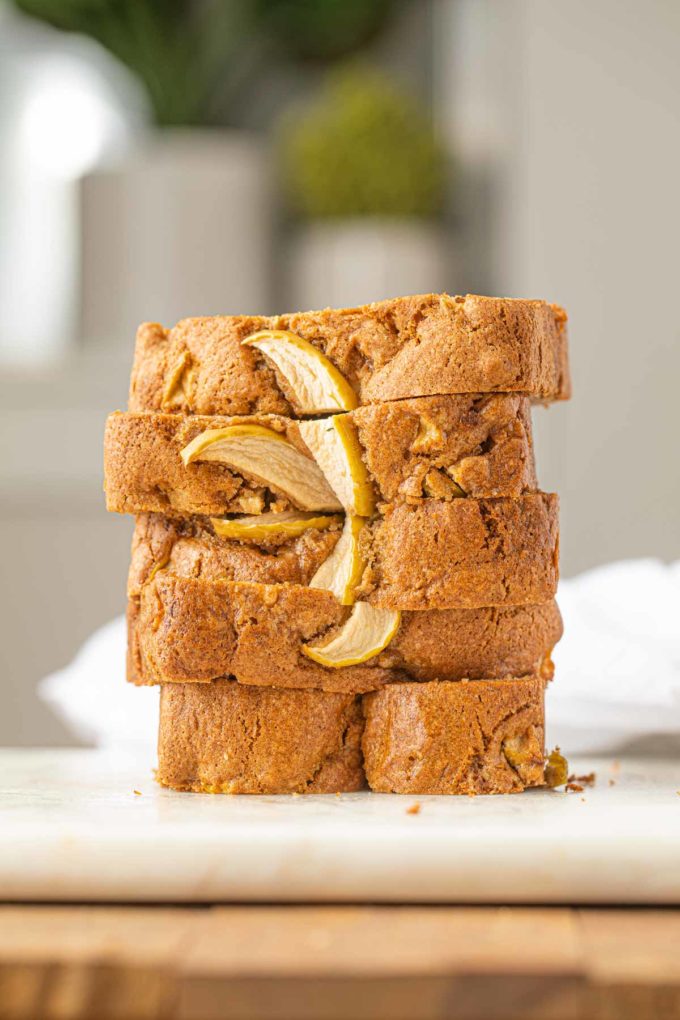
281,67 -> 447,220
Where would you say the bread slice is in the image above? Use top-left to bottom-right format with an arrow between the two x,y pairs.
128,571 -> 562,691
127,511 -> 340,597
129,294 -> 570,416
105,394 -> 537,517
156,681 -> 365,794
105,410 -> 324,518
357,494 -> 559,610
362,677 -> 547,794
156,676 -> 547,795
129,494 -> 558,612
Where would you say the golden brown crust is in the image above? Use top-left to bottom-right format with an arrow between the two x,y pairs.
128,495 -> 558,611
129,572 -> 562,691
157,677 -> 547,795
105,410 -> 312,517
156,681 -> 365,794
362,677 -> 547,795
129,294 -> 570,415
358,494 -> 559,610
112,293 -> 569,799
105,394 -> 537,517
350,393 -> 537,502
127,512 -> 340,598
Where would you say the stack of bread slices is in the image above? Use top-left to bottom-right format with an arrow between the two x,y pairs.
104,293 -> 571,795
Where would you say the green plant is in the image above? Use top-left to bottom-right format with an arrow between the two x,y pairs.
252,0 -> 396,62
12,0 -> 262,126
11,0 -> 399,127
281,67 -> 446,220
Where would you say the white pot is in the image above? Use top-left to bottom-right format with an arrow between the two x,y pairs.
79,130 -> 272,346
287,220 -> 453,311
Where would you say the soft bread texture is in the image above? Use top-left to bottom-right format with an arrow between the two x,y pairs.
128,495 -> 558,612
351,394 -> 537,502
357,494 -> 559,610
127,512 -> 340,598
128,573 -> 562,691
129,294 -> 570,416
156,676 -> 547,795
156,681 -> 365,794
105,394 -> 537,516
362,677 -> 547,794
105,411 -> 322,517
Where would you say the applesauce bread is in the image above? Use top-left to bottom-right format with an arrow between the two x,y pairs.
130,293 -> 570,416
357,494 -> 559,610
127,511 -> 340,596
105,393 -> 537,517
128,571 -> 562,691
105,409 -> 325,518
157,681 -> 365,794
128,492 -> 558,612
362,677 -> 547,794
157,676 -> 548,795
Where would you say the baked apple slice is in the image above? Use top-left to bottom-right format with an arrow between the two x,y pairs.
303,602 -> 401,668
181,424 -> 342,511
242,329 -> 358,414
299,414 -> 375,516
211,509 -> 341,541
308,514 -> 366,605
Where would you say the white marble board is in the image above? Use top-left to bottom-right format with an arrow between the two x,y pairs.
0,749 -> 678,903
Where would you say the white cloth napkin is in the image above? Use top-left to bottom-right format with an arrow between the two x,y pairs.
550,558 -> 680,753
39,559 -> 680,757
41,615 -> 159,757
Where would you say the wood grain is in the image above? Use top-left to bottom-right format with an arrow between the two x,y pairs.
0,906 -> 678,1020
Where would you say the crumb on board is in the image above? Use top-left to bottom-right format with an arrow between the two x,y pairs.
133,790 -> 142,796
568,772 -> 596,788
406,803 -> 421,815
609,779 -> 616,787
566,782 -> 584,793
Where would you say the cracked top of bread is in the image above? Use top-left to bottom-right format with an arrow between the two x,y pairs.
129,293 -> 570,416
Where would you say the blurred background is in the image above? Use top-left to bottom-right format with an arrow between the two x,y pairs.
0,0 -> 678,746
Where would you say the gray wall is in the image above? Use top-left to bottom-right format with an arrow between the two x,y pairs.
439,0 -> 680,575
0,355 -> 134,745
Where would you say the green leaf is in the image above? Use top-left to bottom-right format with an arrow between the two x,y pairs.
10,0 -> 256,126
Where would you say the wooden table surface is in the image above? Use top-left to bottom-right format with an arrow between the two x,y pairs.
1,905 -> 679,1020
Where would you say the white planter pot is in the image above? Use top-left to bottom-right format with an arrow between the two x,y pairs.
79,130 -> 272,346
287,220 -> 453,311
